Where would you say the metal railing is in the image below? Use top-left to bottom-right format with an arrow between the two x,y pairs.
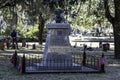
10,51 -> 101,73
85,55 -> 100,70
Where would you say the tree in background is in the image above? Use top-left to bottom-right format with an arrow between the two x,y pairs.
1,0 -> 120,59
0,0 -> 82,44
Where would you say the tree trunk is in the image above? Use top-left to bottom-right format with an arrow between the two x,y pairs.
113,0 -> 120,59
38,13 -> 45,45
104,0 -> 120,59
113,22 -> 120,59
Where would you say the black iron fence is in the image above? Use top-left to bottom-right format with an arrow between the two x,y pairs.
85,55 -> 100,70
10,51 -> 101,73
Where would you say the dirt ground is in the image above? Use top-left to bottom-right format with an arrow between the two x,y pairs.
0,54 -> 120,80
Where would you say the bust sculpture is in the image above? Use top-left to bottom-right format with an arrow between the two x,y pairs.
53,9 -> 65,23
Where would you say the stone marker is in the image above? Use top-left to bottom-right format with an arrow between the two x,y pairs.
41,23 -> 72,67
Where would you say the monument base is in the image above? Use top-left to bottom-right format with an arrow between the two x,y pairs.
41,23 -> 72,68
34,62 -> 81,70
40,52 -> 72,67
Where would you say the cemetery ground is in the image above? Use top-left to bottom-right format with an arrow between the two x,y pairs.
0,52 -> 120,80
0,36 -> 120,80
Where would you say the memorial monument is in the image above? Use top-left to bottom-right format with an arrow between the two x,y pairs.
26,9 -> 98,73
41,9 -> 72,67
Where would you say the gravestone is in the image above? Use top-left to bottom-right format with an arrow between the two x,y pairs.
22,40 -> 26,47
0,41 -> 4,50
103,43 -> 109,51
99,41 -> 102,48
4,37 -> 10,49
32,44 -> 36,49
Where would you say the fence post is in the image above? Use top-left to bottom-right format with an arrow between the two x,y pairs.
82,44 -> 87,66
21,53 -> 26,73
97,57 -> 100,70
82,51 -> 86,66
82,45 -> 87,66
14,50 -> 17,67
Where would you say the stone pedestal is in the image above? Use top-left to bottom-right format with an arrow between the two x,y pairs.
41,23 -> 72,67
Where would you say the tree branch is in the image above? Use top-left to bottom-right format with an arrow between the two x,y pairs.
0,0 -> 15,9
103,0 -> 114,23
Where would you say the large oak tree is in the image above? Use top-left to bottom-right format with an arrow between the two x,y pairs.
104,0 -> 120,59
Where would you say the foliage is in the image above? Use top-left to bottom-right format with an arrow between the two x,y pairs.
0,0 -> 114,37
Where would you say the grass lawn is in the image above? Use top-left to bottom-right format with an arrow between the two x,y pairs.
0,53 -> 120,80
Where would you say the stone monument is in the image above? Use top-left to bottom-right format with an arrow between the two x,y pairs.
41,9 -> 72,67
